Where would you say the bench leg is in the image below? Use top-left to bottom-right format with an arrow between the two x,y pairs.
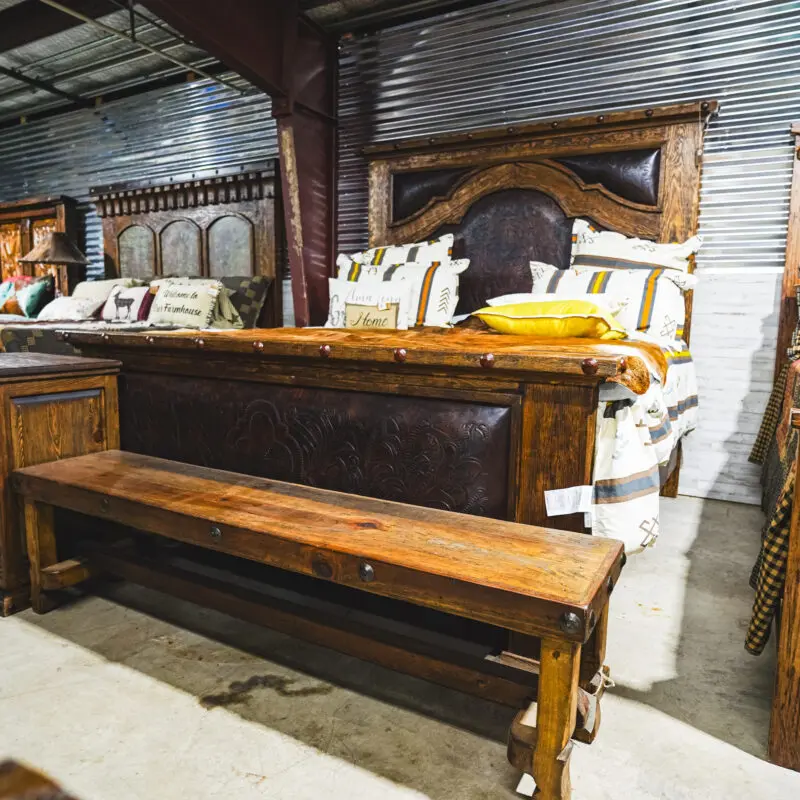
575,604 -> 609,744
22,499 -> 58,614
532,638 -> 581,800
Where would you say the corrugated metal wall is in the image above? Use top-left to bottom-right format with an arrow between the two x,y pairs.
0,73 -> 276,279
0,0 -> 794,503
338,0 -> 800,504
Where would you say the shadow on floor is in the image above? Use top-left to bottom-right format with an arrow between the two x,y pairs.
21,582 -> 522,800
611,495 -> 775,759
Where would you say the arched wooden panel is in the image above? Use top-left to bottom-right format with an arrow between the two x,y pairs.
118,225 -> 155,280
208,215 -> 254,277
390,161 -> 660,244
160,219 -> 201,276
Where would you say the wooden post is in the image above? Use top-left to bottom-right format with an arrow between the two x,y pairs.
532,638 -> 581,800
22,499 -> 57,613
774,124 -> 800,381
769,409 -> 800,768
139,0 -> 338,327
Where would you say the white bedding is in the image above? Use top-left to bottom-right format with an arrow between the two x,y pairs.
591,336 -> 697,553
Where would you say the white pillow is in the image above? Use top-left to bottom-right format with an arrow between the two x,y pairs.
486,291 -> 629,316
151,277 -> 243,329
101,285 -> 151,322
337,234 -> 454,273
72,278 -> 143,304
37,296 -> 104,322
325,278 -> 412,330
148,281 -> 222,328
571,218 -> 701,273
334,259 -> 468,328
530,263 -> 689,341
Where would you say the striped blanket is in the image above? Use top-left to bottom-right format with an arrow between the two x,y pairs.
591,337 -> 698,553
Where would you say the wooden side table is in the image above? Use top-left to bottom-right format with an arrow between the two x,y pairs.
0,353 -> 119,615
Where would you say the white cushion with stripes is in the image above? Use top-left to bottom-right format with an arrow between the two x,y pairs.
529,262 -> 689,341
571,218 -> 701,273
325,278 -> 412,330
337,234 -> 454,272
335,258 -> 469,328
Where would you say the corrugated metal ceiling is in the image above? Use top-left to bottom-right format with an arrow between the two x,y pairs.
0,2 -> 242,124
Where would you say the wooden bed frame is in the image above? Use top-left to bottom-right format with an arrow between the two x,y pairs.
58,101 -> 715,714
90,161 -> 283,327
365,101 -> 715,494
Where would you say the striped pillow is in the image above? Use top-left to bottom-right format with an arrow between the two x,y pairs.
337,234 -> 454,273
530,262 -> 689,341
571,218 -> 701,273
339,258 -> 469,328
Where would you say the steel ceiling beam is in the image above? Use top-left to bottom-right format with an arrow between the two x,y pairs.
0,61 -> 230,129
0,63 -> 92,108
38,0 -> 245,95
0,0 -> 116,55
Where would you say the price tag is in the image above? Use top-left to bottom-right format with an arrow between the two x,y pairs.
544,485 -> 594,517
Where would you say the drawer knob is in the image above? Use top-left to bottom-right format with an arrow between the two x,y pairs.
394,348 -> 407,363
480,353 -> 495,368
100,498 -> 110,512
358,562 -> 375,583
311,556 -> 333,579
209,525 -> 222,541
319,344 -> 331,358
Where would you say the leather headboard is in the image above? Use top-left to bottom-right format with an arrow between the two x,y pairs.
366,102 -> 716,338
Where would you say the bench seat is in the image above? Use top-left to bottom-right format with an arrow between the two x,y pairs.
13,449 -> 624,800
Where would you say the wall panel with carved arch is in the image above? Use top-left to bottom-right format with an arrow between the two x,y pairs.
92,161 -> 282,327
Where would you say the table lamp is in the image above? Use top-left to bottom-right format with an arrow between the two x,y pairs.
18,232 -> 89,296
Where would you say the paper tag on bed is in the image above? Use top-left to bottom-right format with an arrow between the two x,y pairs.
544,485 -> 593,517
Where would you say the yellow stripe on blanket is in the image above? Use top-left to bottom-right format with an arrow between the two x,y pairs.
636,268 -> 664,330
665,349 -> 693,365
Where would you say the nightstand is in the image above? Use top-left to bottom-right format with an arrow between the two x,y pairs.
0,353 -> 120,615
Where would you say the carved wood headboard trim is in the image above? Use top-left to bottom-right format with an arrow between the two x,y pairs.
366,101 -> 717,343
90,161 -> 283,327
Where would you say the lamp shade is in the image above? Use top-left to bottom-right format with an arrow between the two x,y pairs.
18,232 -> 88,266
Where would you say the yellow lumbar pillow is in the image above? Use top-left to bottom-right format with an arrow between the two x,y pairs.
472,299 -> 627,339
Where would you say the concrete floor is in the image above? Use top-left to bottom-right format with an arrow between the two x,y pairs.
1,496 -> 799,799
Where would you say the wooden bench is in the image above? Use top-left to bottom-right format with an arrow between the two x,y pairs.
13,450 -> 624,800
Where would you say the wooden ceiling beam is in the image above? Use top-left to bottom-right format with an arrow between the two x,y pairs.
0,0 -> 117,54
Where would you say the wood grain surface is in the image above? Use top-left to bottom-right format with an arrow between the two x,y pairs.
0,353 -> 120,381
0,368 -> 119,611
63,327 -> 666,391
774,122 -> 800,380
769,407 -> 800,768
13,450 -> 624,643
